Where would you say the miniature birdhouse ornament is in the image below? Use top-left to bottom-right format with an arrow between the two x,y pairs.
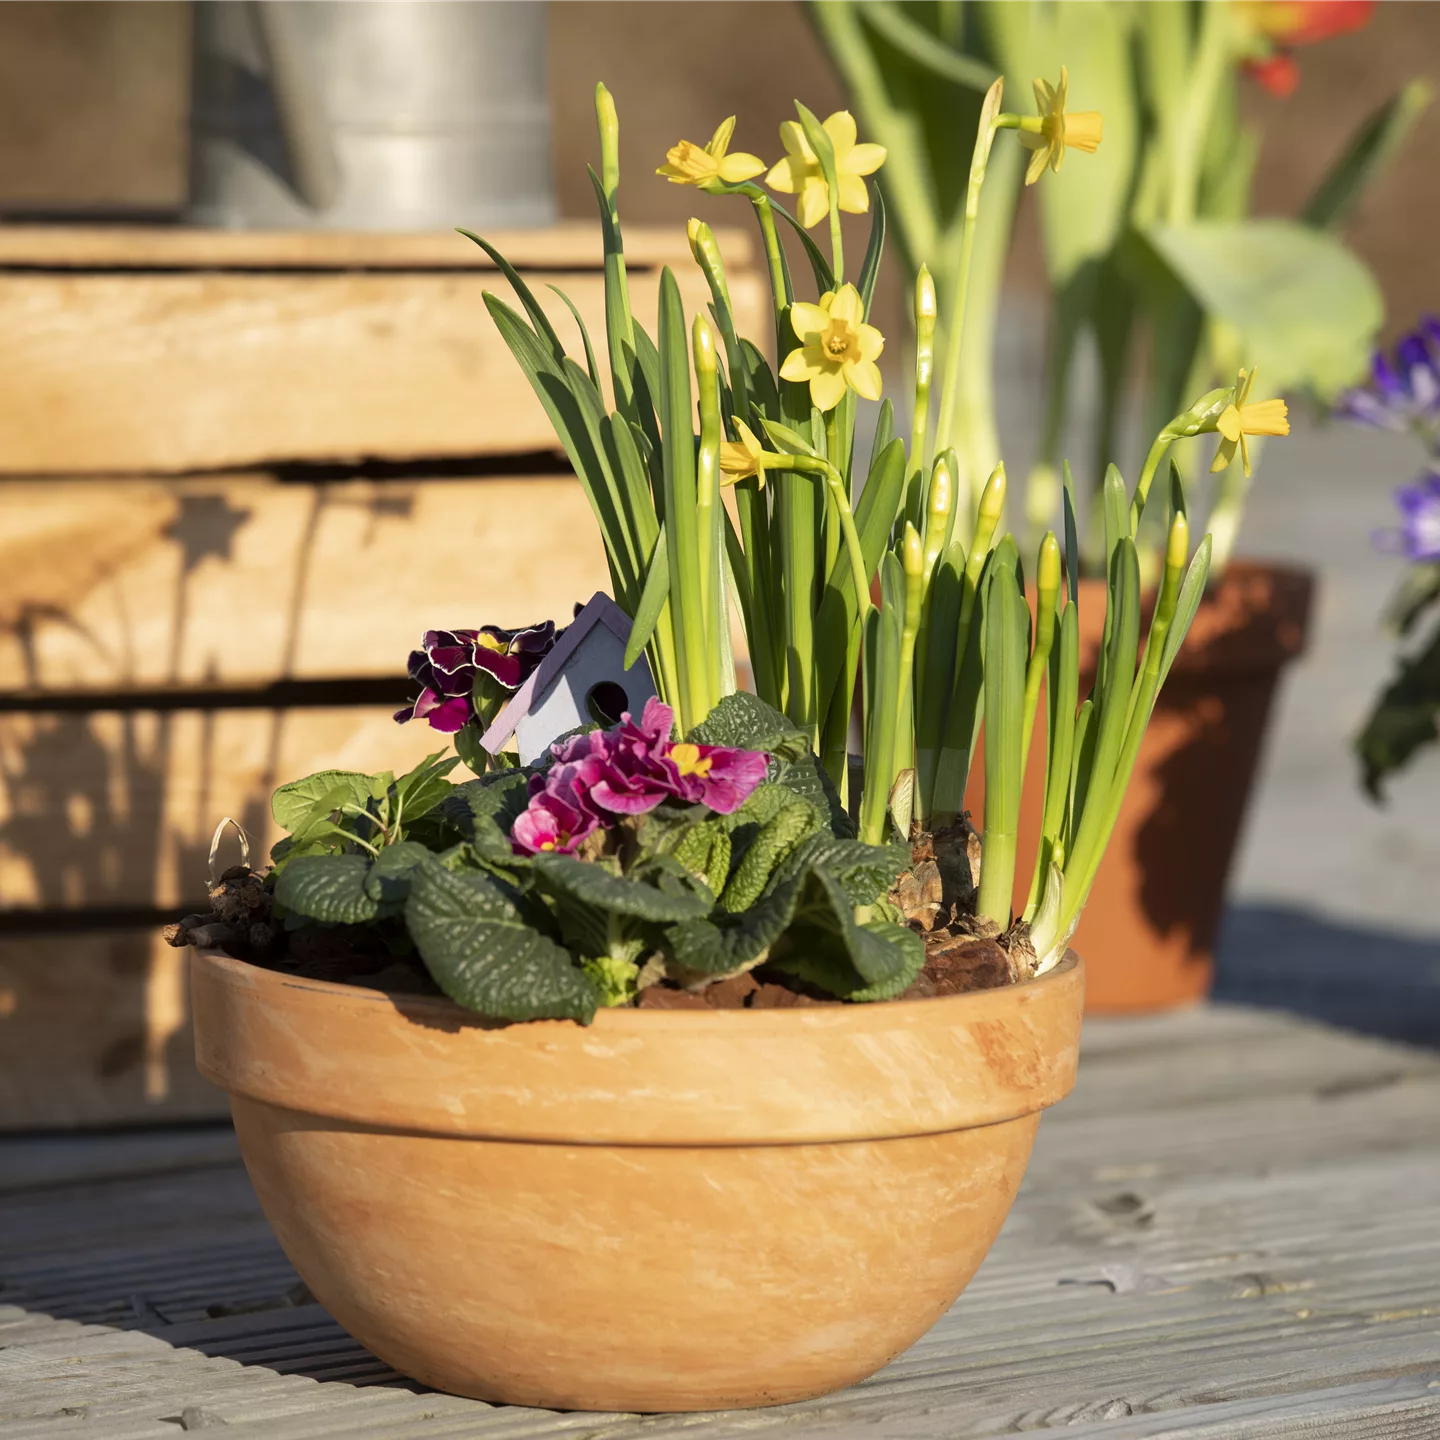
480,593 -> 657,765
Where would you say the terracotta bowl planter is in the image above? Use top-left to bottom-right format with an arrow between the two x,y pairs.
965,560 -> 1312,1012
191,947 -> 1084,1412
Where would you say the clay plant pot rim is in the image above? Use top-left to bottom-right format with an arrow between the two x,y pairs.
191,948 -> 1083,1147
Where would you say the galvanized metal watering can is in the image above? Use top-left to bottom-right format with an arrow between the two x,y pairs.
188,0 -> 556,230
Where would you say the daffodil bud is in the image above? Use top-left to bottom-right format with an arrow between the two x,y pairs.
922,453 -> 954,576
1037,530 -> 1062,609
902,522 -> 926,635
1165,510 -> 1189,576
692,313 -> 718,380
974,462 -> 1007,551
687,218 -> 732,309
903,520 -> 925,579
915,265 -> 937,378
594,84 -> 621,195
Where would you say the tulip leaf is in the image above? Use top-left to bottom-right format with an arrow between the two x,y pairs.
407,860 -> 599,1023
1142,219 -> 1383,396
1303,79 -> 1433,232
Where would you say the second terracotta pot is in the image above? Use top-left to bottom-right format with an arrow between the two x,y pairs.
192,947 -> 1083,1412
967,560 -> 1312,1012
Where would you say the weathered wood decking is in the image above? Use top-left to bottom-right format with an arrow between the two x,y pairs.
3,1004 -> 1439,1438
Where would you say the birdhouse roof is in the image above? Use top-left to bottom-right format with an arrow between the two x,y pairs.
479,592 -> 636,753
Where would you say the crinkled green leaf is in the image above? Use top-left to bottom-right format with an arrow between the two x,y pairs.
779,832 -> 912,908
770,868 -> 922,1001
406,860 -> 598,1023
363,841 -> 432,904
443,771 -> 532,862
775,751 -> 852,837
666,873 -> 802,978
531,853 -> 713,922
275,854 -> 380,925
720,795 -> 820,913
688,691 -> 809,761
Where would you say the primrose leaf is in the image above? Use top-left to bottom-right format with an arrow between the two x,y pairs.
394,752 -> 462,826
363,841 -> 432,904
531,853 -> 713,922
774,750 -> 853,837
771,867 -> 922,1001
720,792 -> 821,913
406,860 -> 598,1023
272,771 -> 372,834
275,854 -> 380,925
443,771 -> 532,862
688,691 -> 809,761
778,833 -> 912,907
665,872 -> 802,978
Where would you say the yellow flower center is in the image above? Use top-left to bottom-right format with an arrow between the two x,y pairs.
476,633 -> 507,653
540,840 -> 556,851
669,743 -> 713,778
822,320 -> 859,363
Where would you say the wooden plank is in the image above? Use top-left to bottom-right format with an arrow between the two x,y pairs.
0,703 -> 457,910
2,1007 -> 1437,1435
0,930 -> 227,1130
0,265 -> 766,473
0,475 -> 614,692
0,223 -> 751,272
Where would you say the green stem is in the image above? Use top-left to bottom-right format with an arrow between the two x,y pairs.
743,188 -> 792,350
1129,432 -> 1173,535
1166,1 -> 1233,227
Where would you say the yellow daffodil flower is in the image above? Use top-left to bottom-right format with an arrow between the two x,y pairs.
1210,368 -> 1290,476
779,284 -> 884,412
1020,67 -> 1104,186
765,111 -> 886,228
657,116 -> 765,191
719,419 -> 767,485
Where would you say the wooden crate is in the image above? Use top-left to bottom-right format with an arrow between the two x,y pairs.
0,225 -> 763,1129
0,225 -> 763,473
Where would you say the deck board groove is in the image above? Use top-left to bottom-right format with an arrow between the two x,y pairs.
2,1005 -> 1438,1437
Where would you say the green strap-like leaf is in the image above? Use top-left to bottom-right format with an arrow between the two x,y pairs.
459,228 -> 566,362
1303,79 -> 1432,232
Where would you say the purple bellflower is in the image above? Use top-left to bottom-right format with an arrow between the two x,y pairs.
1337,317 -> 1440,437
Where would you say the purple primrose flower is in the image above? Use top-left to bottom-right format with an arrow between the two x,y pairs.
1375,471 -> 1440,563
394,621 -> 561,733
509,698 -> 770,855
